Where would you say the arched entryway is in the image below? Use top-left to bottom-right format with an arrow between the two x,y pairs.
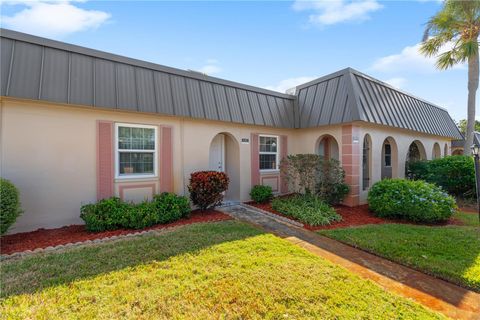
316,135 -> 339,160
432,143 -> 441,159
405,140 -> 427,175
452,149 -> 463,155
209,133 -> 240,200
381,137 -> 398,179
362,134 -> 372,190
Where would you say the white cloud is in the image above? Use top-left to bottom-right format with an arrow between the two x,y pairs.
197,64 -> 222,75
1,1 -> 111,38
371,42 -> 465,73
196,59 -> 222,75
264,76 -> 317,93
383,77 -> 407,89
292,0 -> 383,26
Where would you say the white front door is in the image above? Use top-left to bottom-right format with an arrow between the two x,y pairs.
209,134 -> 225,172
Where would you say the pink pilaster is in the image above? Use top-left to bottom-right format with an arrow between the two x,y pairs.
280,135 -> 288,193
342,125 -> 360,207
159,126 -> 174,193
97,121 -> 114,200
250,133 -> 260,186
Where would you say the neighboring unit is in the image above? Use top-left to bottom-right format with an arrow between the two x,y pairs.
0,29 -> 463,232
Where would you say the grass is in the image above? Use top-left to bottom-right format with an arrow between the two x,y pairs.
319,221 -> 480,292
454,210 -> 479,227
271,194 -> 342,226
0,221 -> 443,319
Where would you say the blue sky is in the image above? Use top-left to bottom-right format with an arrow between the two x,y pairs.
1,0 -> 474,122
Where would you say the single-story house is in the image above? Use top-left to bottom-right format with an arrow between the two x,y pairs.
0,29 -> 463,233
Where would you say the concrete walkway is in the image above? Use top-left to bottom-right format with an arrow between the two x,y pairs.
220,204 -> 480,320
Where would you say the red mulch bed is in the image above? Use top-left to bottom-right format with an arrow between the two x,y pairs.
247,201 -> 464,231
1,210 -> 231,255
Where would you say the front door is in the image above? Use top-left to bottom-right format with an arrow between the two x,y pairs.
209,134 -> 225,172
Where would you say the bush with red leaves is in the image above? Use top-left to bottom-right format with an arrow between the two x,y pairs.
188,171 -> 229,210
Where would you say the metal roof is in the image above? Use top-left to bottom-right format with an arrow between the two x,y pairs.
0,29 -> 462,138
296,68 -> 463,139
0,28 -> 295,128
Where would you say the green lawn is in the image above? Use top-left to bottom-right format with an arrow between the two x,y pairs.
1,221 -> 443,319
454,210 -> 479,227
319,218 -> 480,292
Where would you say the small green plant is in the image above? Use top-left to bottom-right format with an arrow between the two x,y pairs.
368,179 -> 456,223
80,193 -> 191,232
0,178 -> 23,235
271,195 -> 341,226
250,185 -> 273,203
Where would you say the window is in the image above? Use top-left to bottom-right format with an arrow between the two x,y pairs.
384,143 -> 391,167
115,123 -> 157,178
259,135 -> 279,171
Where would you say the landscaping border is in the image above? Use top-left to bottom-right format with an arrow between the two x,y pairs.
1,210 -> 231,258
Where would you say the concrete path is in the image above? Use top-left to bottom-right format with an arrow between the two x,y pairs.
220,204 -> 480,320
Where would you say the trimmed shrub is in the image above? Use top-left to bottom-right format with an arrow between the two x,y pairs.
152,192 -> 191,223
271,195 -> 342,226
280,154 -> 349,204
80,197 -> 132,232
0,178 -> 22,235
408,156 -> 475,198
188,171 -> 229,210
80,193 -> 191,232
316,159 -> 350,205
250,185 -> 273,203
368,179 -> 456,223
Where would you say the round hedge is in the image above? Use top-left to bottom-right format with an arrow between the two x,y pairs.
0,178 -> 22,235
368,179 -> 456,223
250,185 -> 273,203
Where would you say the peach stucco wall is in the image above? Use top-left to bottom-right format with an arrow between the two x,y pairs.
0,98 -> 453,232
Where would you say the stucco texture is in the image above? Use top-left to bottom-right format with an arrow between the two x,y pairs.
0,98 -> 451,232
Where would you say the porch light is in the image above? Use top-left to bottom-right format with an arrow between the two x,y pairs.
471,144 -> 480,156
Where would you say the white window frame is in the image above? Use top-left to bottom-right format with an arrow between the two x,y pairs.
384,143 -> 392,168
259,134 -> 280,172
115,123 -> 158,179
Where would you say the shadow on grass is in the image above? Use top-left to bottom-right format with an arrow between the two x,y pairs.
0,220 -> 263,298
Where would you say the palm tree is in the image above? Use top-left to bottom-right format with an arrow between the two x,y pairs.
421,0 -> 480,155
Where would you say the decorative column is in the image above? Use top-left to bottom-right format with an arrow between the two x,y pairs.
342,125 -> 361,207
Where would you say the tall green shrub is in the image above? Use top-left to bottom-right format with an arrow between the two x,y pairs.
368,179 -> 456,223
408,156 -> 475,198
0,178 -> 22,235
280,154 -> 349,204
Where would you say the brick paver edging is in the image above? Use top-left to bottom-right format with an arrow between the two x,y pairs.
241,203 -> 304,227
1,219 -> 227,261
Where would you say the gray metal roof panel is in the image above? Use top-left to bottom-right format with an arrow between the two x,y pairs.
0,38 -> 13,96
185,78 -> 205,119
94,59 -> 116,108
70,53 -> 94,106
41,47 -> 69,103
116,63 -> 137,111
213,84 -> 231,122
135,68 -> 157,114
